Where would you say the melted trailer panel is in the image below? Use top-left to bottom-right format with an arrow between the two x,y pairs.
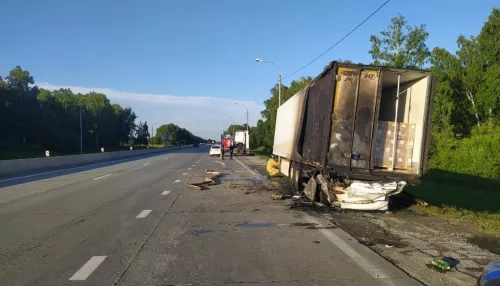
328,67 -> 359,168
350,69 -> 380,170
300,63 -> 336,166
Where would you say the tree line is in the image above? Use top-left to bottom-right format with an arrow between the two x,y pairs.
152,123 -> 206,145
0,68 -> 205,158
250,8 -> 500,180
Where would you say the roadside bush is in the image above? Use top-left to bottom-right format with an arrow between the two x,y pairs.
429,124 -> 500,179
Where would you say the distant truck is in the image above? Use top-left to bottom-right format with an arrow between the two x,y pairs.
233,130 -> 249,155
220,135 -> 233,150
273,61 -> 435,210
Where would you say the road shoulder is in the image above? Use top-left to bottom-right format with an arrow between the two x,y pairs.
238,155 -> 500,286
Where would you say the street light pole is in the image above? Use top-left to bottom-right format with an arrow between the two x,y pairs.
255,58 -> 282,107
255,58 -> 282,161
151,122 -> 159,145
80,106 -> 83,154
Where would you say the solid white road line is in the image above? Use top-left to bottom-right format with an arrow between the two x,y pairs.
69,256 -> 107,281
175,180 -> 181,183
93,174 -> 112,180
161,191 -> 171,195
136,210 -> 152,218
303,214 -> 397,285
143,163 -> 150,166
234,158 -> 263,181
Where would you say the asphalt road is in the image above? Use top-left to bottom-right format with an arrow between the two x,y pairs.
0,145 -> 422,285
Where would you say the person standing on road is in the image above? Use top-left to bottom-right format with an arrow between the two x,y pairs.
229,144 -> 234,159
220,145 -> 225,160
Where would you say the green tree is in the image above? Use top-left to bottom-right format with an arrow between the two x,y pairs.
223,124 -> 247,135
258,76 -> 313,149
135,121 -> 150,145
430,8 -> 500,132
369,14 -> 430,68
1,66 -> 142,157
428,8 -> 500,180
473,8 -> 500,123
154,123 -> 205,145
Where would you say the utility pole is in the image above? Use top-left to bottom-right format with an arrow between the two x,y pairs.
246,109 -> 249,132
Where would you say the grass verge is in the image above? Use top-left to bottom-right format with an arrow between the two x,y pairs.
251,146 -> 272,159
412,204 -> 500,234
407,171 -> 500,234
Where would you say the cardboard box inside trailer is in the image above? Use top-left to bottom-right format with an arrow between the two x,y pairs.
375,72 -> 430,175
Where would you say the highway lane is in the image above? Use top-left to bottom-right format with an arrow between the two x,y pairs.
0,147 -> 206,285
0,146 -> 421,285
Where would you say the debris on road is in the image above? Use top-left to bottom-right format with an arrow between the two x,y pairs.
205,170 -> 221,178
358,237 -> 375,247
188,178 -> 216,190
313,240 -> 320,244
271,192 -> 285,200
296,172 -> 408,211
188,170 -> 222,190
432,257 -> 452,270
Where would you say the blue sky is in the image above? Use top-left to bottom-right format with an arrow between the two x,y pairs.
1,0 -> 497,139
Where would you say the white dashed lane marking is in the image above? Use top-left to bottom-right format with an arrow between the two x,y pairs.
69,256 -> 107,281
93,174 -> 112,181
136,210 -> 152,218
188,168 -> 192,170
175,180 -> 181,183
161,191 -> 171,195
143,163 -> 150,166
183,173 -> 187,175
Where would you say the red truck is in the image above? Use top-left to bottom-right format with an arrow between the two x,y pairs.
221,136 -> 233,149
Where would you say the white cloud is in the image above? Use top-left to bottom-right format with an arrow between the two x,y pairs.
37,83 -> 265,139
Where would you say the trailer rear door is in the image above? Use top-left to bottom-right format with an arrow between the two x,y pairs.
327,66 -> 380,171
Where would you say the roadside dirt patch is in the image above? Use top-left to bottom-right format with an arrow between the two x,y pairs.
327,209 -> 500,285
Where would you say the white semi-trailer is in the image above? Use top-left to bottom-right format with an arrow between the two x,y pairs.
273,61 -> 436,210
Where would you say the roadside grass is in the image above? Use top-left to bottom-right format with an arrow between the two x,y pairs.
407,171 -> 500,234
251,146 -> 272,159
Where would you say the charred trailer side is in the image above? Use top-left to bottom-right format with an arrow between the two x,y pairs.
273,62 -> 435,209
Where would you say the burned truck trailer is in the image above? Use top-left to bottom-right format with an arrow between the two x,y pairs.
273,62 -> 435,210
